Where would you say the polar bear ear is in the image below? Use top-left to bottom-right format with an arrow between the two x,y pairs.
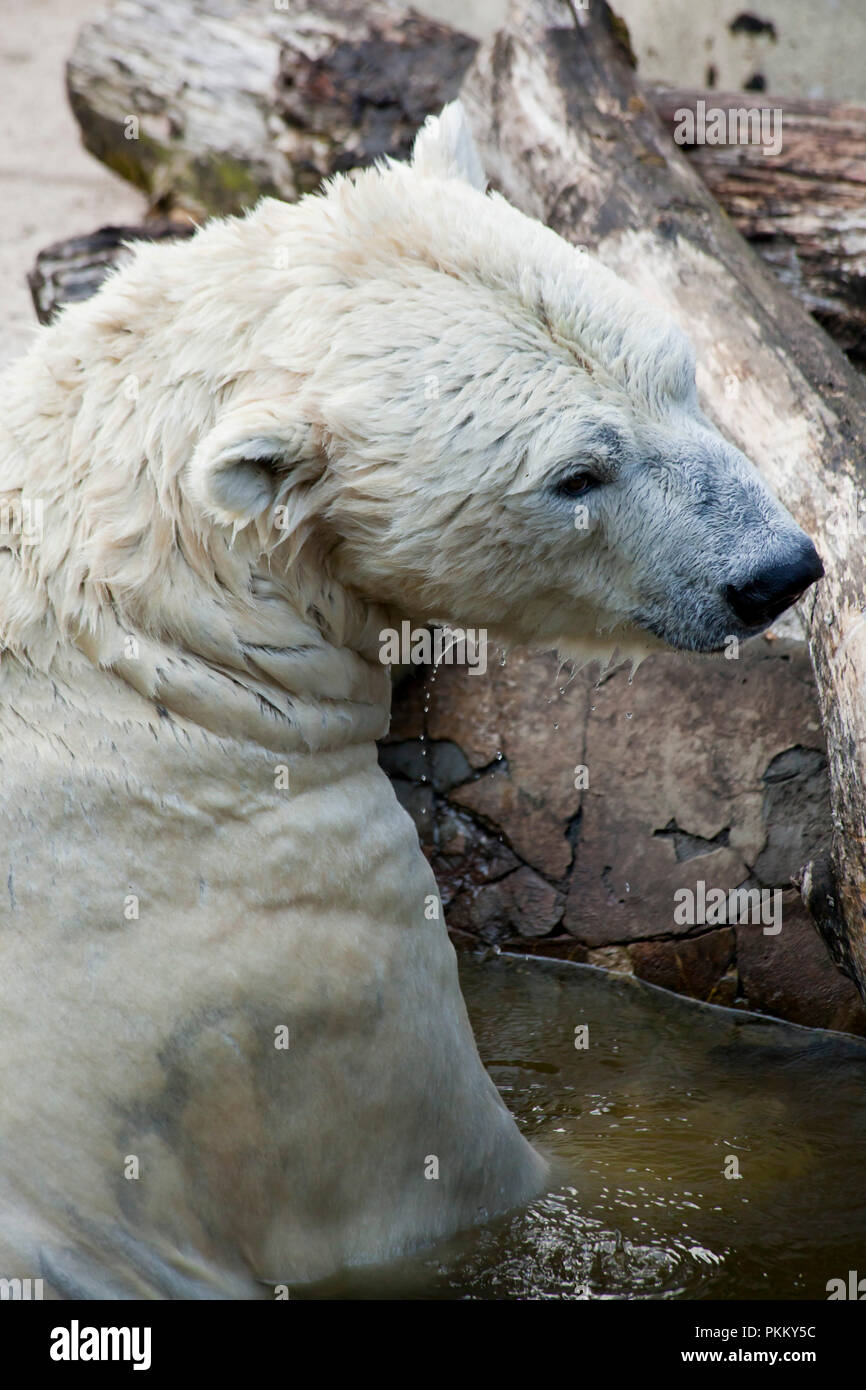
188,410 -> 318,527
411,101 -> 487,191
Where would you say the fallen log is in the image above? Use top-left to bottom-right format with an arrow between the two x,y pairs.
651,88 -> 866,365
460,0 -> 866,993
66,0 -> 477,215
66,5 -> 866,365
28,221 -> 194,325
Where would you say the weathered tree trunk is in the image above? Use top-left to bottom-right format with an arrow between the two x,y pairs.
460,1 -> 866,992
28,222 -> 194,325
66,0 -> 477,216
652,88 -> 866,365
67,4 -> 866,362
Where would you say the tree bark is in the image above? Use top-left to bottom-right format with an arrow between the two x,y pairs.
67,5 -> 866,363
66,0 -> 476,216
460,0 -> 866,992
28,222 -> 194,325
651,88 -> 866,365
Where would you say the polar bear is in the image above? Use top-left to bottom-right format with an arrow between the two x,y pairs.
0,103 -> 821,1298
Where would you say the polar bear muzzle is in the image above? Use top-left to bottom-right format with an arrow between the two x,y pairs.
726,541 -> 825,630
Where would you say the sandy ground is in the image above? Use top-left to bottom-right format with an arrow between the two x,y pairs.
0,0 -> 143,369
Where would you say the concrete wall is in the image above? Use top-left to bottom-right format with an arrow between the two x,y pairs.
422,0 -> 866,100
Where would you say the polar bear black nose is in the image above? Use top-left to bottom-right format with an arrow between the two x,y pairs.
726,542 -> 824,628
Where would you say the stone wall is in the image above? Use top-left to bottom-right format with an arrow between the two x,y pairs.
381,631 -> 866,1034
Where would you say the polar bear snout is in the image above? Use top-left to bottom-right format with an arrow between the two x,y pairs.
726,539 -> 824,630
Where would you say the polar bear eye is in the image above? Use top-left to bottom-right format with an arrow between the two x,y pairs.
555,470 -> 601,499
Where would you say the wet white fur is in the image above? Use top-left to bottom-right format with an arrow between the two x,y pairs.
0,104 -> 806,1296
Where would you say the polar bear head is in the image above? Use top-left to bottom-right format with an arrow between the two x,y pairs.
184,102 -> 821,660
2,105 -> 821,676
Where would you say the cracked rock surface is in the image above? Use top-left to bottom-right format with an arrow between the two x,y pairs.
380,633 -> 866,1035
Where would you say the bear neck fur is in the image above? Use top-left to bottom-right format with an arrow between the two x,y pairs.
0,330 -> 396,753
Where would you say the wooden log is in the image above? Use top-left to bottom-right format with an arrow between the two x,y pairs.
28,221 -> 194,325
66,0 -> 477,216
459,0 -> 866,993
66,4 -> 866,364
651,88 -> 866,365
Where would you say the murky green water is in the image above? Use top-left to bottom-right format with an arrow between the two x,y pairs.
296,954 -> 866,1300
